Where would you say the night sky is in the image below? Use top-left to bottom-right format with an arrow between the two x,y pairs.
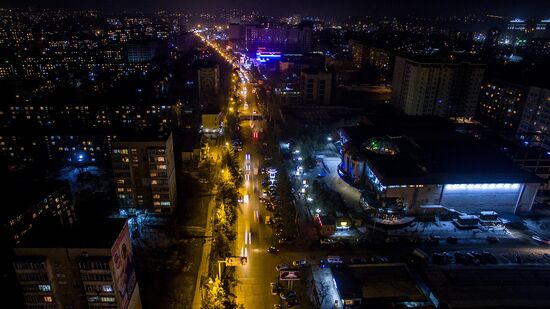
0,0 -> 548,17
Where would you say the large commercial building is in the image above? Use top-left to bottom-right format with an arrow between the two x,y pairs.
300,69 -> 332,105
391,55 -> 485,119
337,116 -> 540,214
13,219 -> 141,309
111,133 -> 176,215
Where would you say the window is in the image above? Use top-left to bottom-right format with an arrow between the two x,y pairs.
100,296 -> 116,303
157,164 -> 167,170
102,284 -> 113,292
38,284 -> 51,292
44,296 -> 53,303
157,157 -> 165,162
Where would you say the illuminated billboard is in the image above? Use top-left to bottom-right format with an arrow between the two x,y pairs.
256,48 -> 282,62
111,221 -> 141,309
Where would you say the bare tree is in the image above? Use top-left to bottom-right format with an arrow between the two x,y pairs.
316,280 -> 331,308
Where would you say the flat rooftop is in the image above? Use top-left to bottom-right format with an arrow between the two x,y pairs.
16,218 -> 127,249
332,264 -> 426,303
424,266 -> 550,308
340,115 -> 540,185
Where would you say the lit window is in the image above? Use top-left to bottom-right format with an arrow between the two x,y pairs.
38,284 -> 51,292
44,296 -> 53,303
100,296 -> 116,302
157,157 -> 165,162
158,165 -> 167,170
102,285 -> 113,292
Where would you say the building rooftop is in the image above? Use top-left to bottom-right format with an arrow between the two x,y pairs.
424,266 -> 550,308
332,264 -> 426,305
339,115 -> 540,185
16,218 -> 127,249
0,173 -> 70,221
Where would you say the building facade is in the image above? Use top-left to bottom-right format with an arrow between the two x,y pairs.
476,80 -> 528,132
517,86 -> 550,149
198,65 -> 220,100
337,117 -> 540,215
111,133 -> 176,215
13,219 -> 141,309
391,55 -> 485,119
300,70 -> 332,105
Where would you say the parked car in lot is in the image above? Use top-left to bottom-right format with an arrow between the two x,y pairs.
446,236 -> 458,244
320,238 -> 335,245
270,282 -> 280,296
292,260 -> 307,267
276,263 -> 290,271
454,252 -> 466,264
432,252 -> 451,265
426,235 -> 441,245
326,256 -> 343,264
280,290 -> 296,300
486,236 -> 499,243
350,257 -> 368,264
480,251 -> 498,264
370,256 -> 390,263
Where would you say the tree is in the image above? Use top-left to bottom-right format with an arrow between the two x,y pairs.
203,277 -> 226,309
316,280 -> 331,307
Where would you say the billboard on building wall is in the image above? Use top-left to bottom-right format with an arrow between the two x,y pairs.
112,221 -> 140,309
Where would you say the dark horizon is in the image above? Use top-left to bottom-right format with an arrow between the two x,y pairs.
0,0 -> 549,18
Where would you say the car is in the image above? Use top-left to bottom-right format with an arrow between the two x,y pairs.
292,260 -> 307,267
316,173 -> 326,178
446,236 -> 458,244
370,256 -> 390,263
270,282 -> 280,296
480,251 -> 498,264
264,156 -> 273,161
454,252 -> 466,264
326,256 -> 343,264
267,246 -> 279,254
465,252 -> 480,265
350,257 -> 368,264
486,236 -> 499,243
320,238 -> 335,245
280,290 -> 296,300
198,178 -> 208,184
432,252 -> 450,265
426,235 -> 440,245
276,263 -> 290,271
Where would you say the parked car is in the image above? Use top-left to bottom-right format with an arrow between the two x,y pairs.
276,263 -> 290,271
280,290 -> 296,300
446,236 -> 458,244
326,256 -> 343,264
370,256 -> 389,263
198,178 -> 208,184
480,252 -> 498,264
486,236 -> 499,243
320,238 -> 335,245
350,257 -> 368,264
426,235 -> 441,245
292,260 -> 307,267
270,282 -> 280,296
454,252 -> 466,264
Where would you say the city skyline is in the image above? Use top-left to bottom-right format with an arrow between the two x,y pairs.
0,0 -> 549,18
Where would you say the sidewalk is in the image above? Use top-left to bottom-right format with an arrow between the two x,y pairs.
191,196 -> 216,309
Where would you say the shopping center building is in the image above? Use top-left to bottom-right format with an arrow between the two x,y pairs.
336,116 -> 541,214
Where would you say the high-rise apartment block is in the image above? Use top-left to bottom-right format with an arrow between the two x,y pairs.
391,55 -> 485,119
300,69 -> 332,105
198,65 -> 220,100
13,219 -> 141,309
111,133 -> 176,215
